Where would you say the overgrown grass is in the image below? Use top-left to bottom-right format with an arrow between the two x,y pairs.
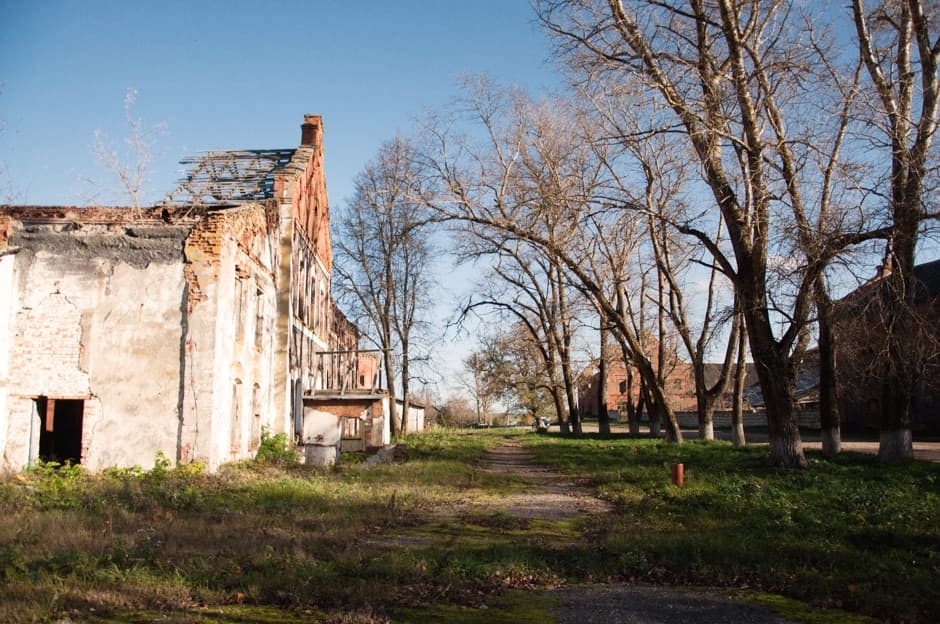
0,430 -> 505,623
0,429 -> 936,623
522,433 -> 940,623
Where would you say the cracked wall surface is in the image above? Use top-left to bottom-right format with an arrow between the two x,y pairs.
0,117 -> 374,472
0,204 -> 284,472
1,213 -> 190,470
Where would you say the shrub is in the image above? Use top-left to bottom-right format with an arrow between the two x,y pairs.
255,430 -> 297,466
23,460 -> 87,509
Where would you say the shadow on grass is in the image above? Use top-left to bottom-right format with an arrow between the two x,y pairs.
2,429 -> 938,623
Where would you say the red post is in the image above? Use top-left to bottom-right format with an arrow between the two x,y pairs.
671,463 -> 684,487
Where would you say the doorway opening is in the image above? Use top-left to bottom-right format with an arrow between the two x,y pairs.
37,397 -> 85,465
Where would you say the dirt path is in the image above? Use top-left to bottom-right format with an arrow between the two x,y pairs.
433,439 -> 800,624
467,439 -> 613,520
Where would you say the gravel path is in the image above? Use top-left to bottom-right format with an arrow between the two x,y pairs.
476,440 -> 800,624
552,584 -> 796,624
471,441 -> 613,520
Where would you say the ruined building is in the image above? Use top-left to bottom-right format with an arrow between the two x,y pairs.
0,115 -> 389,471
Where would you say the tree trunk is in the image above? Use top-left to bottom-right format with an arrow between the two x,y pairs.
561,352 -> 581,435
878,290 -> 915,463
400,343 -> 410,436
625,367 -> 639,435
878,426 -> 913,463
753,348 -> 805,467
568,400 -> 582,435
878,234 -> 917,462
744,303 -> 805,467
598,323 -> 611,435
550,387 -> 567,432
383,344 -> 399,438
646,397 -> 661,437
693,361 -> 716,441
558,285 -> 581,435
815,275 -> 840,456
731,315 -> 748,448
698,411 -> 714,441
635,380 -> 646,434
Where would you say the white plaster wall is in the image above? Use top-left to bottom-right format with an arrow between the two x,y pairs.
381,398 -> 392,445
301,406 -> 341,467
273,203 -> 294,440
209,236 -> 238,469
180,208 -> 281,470
405,404 -> 425,433
4,248 -> 185,471
3,396 -> 35,470
0,255 -> 16,469
229,272 -> 277,460
301,407 -> 342,446
81,261 -> 186,469
181,257 -> 219,469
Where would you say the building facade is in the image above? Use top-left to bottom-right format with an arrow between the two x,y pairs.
834,258 -> 940,433
0,115 -> 386,471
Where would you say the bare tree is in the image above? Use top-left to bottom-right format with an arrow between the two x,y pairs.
463,350 -> 502,425
457,230 -> 585,434
333,137 -> 434,436
472,323 -> 558,422
537,0 -> 888,467
92,88 -> 165,208
438,394 -> 478,427
416,80 -> 685,441
594,110 -> 741,441
852,0 -> 940,461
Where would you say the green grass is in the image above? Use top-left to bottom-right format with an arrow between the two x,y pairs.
522,433 -> 940,623
0,429 -> 936,623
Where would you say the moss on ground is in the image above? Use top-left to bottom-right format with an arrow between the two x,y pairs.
395,589 -> 557,623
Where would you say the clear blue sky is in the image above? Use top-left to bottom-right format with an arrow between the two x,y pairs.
0,0 -> 562,398
0,0 -> 560,207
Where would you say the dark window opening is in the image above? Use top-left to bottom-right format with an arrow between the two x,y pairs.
37,398 -> 84,465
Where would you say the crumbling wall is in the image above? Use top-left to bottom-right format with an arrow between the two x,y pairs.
0,252 -> 15,467
2,215 -> 190,471
181,203 -> 280,469
303,396 -> 388,454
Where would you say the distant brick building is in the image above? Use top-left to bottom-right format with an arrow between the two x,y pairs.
578,341 -> 758,426
834,258 -> 940,433
579,357 -> 697,420
0,115 -> 388,472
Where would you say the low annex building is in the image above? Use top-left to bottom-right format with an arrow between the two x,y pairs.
0,115 -> 389,471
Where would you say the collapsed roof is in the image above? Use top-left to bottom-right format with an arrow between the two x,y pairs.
161,148 -> 296,206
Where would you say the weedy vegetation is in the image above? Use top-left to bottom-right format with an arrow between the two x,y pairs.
0,428 -> 936,623
524,434 -> 940,624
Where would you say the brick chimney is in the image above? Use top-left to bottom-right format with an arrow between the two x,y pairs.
300,114 -> 322,146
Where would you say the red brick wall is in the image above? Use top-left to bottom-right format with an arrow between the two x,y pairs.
579,358 -> 698,416
183,202 -> 277,312
274,117 -> 332,273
